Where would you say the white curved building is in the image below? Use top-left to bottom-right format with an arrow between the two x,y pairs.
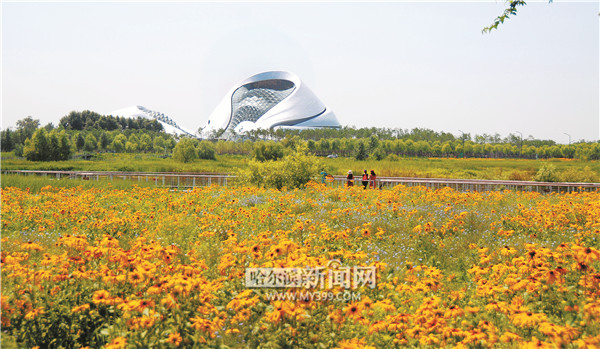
202,71 -> 340,137
108,105 -> 195,137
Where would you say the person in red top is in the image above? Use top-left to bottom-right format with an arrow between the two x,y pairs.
369,170 -> 377,189
361,170 -> 369,189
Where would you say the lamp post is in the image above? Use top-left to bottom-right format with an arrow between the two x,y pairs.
564,133 -> 572,159
458,130 -> 465,158
515,131 -> 522,158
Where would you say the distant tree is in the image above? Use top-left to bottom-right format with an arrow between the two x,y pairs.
111,134 -> 127,152
57,131 -> 73,160
23,128 -> 49,161
173,138 -> 198,163
368,135 -> 380,152
83,134 -> 97,152
441,142 -> 453,157
1,128 -> 15,152
76,133 -> 85,150
153,136 -> 166,154
99,132 -> 110,150
355,140 -> 368,161
252,141 -> 284,162
139,134 -> 153,152
16,116 -> 40,144
125,141 -> 138,153
370,146 -> 386,161
197,141 -> 217,160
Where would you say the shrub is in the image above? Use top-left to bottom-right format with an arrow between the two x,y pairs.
508,170 -> 533,181
559,166 -> 599,183
386,154 -> 401,162
240,144 -> 322,189
534,163 -> 559,182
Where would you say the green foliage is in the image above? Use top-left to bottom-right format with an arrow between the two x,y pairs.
559,166 -> 599,183
482,0 -> 527,33
110,134 -> 127,152
173,138 -> 198,163
354,140 -> 368,160
23,129 -> 72,161
370,146 -> 386,161
386,153 -> 401,162
534,163 -> 560,182
240,145 -> 323,189
83,134 -> 97,152
251,141 -> 284,162
197,141 -> 217,160
59,110 -> 162,132
1,128 -> 16,152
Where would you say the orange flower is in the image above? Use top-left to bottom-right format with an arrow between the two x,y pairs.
573,245 -> 600,264
166,332 -> 182,346
71,304 -> 90,313
92,290 -> 112,305
105,336 -> 127,349
511,311 -> 547,328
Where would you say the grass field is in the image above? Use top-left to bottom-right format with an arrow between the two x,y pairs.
2,152 -> 599,182
1,182 -> 599,348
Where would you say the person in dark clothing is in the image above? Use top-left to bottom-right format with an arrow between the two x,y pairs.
346,170 -> 354,187
361,169 -> 369,189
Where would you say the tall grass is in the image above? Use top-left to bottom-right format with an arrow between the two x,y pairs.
323,157 -> 600,181
2,152 -> 598,182
0,174 -> 157,192
1,152 -> 248,173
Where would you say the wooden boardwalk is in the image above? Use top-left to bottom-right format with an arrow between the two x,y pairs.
3,170 -> 599,192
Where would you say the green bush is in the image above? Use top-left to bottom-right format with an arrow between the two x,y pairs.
534,163 -> 559,182
559,166 -> 599,183
252,141 -> 284,162
385,154 -> 401,162
240,144 -> 322,189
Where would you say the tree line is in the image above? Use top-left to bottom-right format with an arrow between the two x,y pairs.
2,113 -> 599,162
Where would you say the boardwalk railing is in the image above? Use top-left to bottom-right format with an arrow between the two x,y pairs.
326,175 -> 600,193
3,170 -> 599,192
2,170 -> 237,189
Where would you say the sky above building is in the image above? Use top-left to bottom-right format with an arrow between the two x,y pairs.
1,1 -> 598,143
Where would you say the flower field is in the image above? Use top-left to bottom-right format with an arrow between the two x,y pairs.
1,183 -> 600,348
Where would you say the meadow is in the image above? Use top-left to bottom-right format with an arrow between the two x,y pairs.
1,180 -> 599,348
2,152 -> 599,182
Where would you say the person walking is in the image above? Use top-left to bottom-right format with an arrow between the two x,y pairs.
369,170 -> 377,189
361,170 -> 369,189
346,170 -> 354,187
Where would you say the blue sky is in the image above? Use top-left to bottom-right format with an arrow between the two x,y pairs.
2,1 -> 598,143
